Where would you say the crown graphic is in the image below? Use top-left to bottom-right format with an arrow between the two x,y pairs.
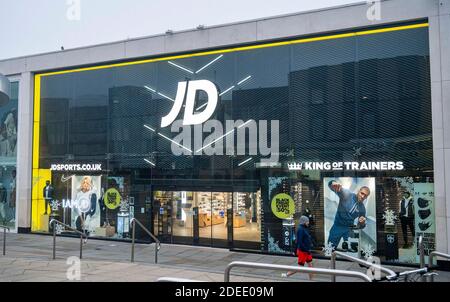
287,162 -> 302,170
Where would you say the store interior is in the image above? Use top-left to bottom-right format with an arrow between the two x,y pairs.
153,190 -> 262,244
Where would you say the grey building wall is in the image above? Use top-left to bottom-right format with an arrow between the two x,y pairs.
1,0 -> 449,255
430,0 -> 450,258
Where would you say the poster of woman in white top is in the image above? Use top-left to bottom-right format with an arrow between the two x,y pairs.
71,175 -> 101,234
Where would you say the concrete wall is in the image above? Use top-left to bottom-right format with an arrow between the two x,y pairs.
14,73 -> 33,232
429,0 -> 450,255
0,0 -> 440,75
0,0 -> 449,254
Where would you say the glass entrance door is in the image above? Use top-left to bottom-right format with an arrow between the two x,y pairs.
172,191 -> 194,244
211,192 -> 231,248
153,190 -> 194,244
197,192 -> 212,246
196,191 -> 232,248
152,191 -> 172,243
152,189 -> 260,249
232,190 -> 262,250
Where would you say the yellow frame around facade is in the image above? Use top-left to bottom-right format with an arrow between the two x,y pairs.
31,22 -> 429,231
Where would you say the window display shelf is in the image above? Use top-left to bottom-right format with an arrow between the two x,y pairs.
197,192 -> 227,215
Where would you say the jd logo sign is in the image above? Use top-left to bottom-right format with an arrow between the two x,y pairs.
161,80 -> 218,127
151,78 -> 280,165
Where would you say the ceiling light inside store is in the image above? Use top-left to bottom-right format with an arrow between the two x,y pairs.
237,75 -> 252,86
238,157 -> 253,167
219,85 -> 235,97
196,55 -> 223,74
144,125 -> 156,132
168,61 -> 194,74
157,92 -> 175,102
144,86 -> 156,93
158,132 -> 193,153
144,159 -> 156,166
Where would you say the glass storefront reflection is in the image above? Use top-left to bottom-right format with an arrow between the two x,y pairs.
32,22 -> 434,264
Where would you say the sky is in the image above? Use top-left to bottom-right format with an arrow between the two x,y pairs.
0,0 -> 361,60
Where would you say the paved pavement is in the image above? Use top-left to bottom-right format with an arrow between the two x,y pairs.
1,233 -> 449,282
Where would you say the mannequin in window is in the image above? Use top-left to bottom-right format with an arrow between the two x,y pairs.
244,193 -> 252,222
303,207 -> 314,227
43,180 -> 55,215
9,169 -> 16,215
303,202 -> 316,244
0,183 -> 6,223
399,191 -> 415,248
0,183 -> 6,204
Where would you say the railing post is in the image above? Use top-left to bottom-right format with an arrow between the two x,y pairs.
3,228 -> 6,256
428,252 -> 434,283
224,264 -> 232,282
131,219 -> 135,263
129,218 -> 160,264
80,236 -> 83,259
49,219 -> 87,261
419,236 -> 426,282
331,252 -> 336,282
52,221 -> 56,260
428,252 -> 433,282
419,236 -> 425,268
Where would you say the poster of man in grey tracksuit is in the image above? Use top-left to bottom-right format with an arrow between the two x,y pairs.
326,179 -> 371,250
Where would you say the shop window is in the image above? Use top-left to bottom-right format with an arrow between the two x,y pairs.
33,23 -> 434,264
0,81 -> 18,229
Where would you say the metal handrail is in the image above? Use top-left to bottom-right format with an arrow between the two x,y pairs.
331,251 -> 396,282
50,219 -> 88,260
130,218 -> 161,263
0,225 -> 9,256
428,251 -> 450,282
224,261 -> 372,282
399,267 -> 428,276
157,277 -> 204,282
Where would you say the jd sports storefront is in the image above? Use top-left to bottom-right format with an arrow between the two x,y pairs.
32,21 -> 435,264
